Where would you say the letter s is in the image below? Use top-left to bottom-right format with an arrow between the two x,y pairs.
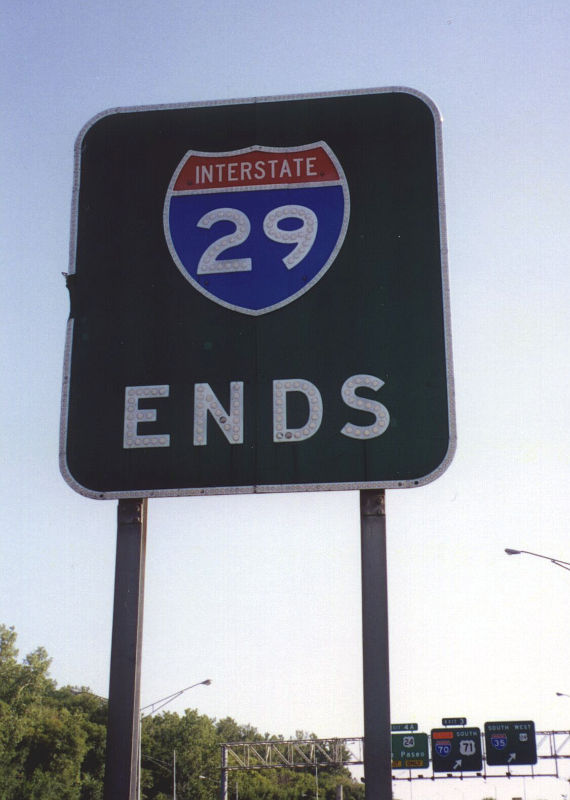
340,374 -> 390,439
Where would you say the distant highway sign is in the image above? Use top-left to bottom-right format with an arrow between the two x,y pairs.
484,721 -> 537,766
431,727 -> 482,772
391,733 -> 429,769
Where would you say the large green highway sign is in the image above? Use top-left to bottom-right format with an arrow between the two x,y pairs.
60,88 -> 455,498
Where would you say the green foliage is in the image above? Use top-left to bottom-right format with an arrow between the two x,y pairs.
0,625 -> 365,800
138,702 -> 363,798
0,625 -> 106,800
140,708 -> 220,799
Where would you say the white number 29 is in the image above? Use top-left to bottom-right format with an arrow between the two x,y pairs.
196,205 -> 317,274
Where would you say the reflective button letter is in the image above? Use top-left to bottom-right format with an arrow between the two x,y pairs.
341,374 -> 390,439
194,382 -> 244,445
123,385 -> 171,448
273,379 -> 323,442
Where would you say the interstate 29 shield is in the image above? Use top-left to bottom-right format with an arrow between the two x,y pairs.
164,142 -> 350,315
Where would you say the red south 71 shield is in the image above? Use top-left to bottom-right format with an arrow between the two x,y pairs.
163,142 -> 350,315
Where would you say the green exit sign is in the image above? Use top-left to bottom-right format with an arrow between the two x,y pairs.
391,732 -> 429,769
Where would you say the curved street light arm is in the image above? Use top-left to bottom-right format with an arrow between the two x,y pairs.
141,679 -> 212,717
504,548 -> 570,571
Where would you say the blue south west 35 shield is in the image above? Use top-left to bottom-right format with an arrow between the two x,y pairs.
490,734 -> 507,750
164,143 -> 350,315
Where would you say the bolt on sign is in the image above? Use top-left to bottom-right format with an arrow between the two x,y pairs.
442,717 -> 467,727
60,87 -> 455,498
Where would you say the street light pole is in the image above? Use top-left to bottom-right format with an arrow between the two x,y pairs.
138,678 -> 212,800
504,548 -> 570,572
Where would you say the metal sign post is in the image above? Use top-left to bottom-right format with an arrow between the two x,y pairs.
360,490 -> 391,799
103,498 -> 147,800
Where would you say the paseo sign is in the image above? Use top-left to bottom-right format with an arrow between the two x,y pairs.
60,87 -> 455,498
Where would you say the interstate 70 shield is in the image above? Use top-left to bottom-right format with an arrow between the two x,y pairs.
164,143 -> 349,315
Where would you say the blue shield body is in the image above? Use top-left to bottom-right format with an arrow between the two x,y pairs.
164,143 -> 350,315
435,742 -> 451,757
491,734 -> 507,750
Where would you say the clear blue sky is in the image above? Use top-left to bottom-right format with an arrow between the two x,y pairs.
2,2 -> 569,798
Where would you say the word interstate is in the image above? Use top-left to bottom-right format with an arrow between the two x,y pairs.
193,155 -> 319,186
174,146 -> 338,193
123,374 -> 389,449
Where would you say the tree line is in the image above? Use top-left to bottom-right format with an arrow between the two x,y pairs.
0,625 -> 364,799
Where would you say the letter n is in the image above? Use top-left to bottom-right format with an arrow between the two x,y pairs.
193,382 -> 244,445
